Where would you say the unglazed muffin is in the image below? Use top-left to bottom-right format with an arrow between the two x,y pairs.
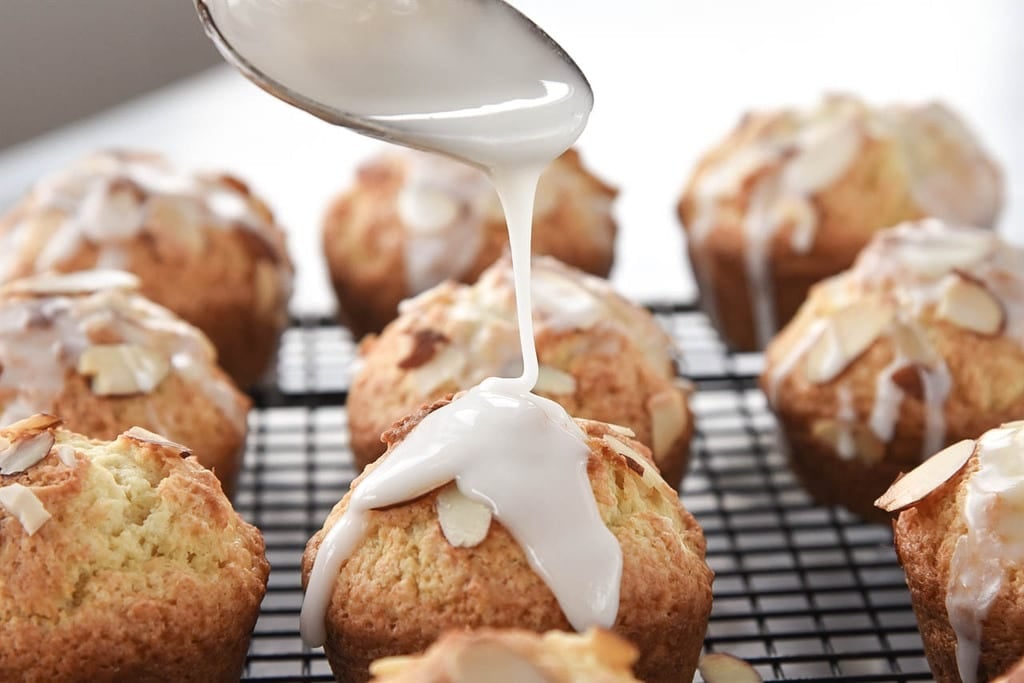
349,256 -> 692,486
0,270 -> 250,496
369,628 -> 641,683
878,423 -> 1024,683
323,147 -> 617,336
302,408 -> 713,683
0,150 -> 294,387
762,220 -> 1024,522
679,94 -> 1003,351
0,414 -> 269,682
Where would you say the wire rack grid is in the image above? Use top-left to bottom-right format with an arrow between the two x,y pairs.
236,304 -> 932,683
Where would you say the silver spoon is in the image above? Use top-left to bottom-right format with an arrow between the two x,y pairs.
193,0 -> 592,151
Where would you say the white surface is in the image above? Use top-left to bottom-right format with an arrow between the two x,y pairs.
0,1 -> 1022,315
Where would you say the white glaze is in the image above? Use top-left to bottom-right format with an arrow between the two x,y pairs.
946,425 -> 1024,683
689,97 -> 1002,348
225,0 -> 620,650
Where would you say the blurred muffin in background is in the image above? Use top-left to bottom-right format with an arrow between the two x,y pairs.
323,147 -> 617,336
0,270 -> 249,496
348,256 -> 692,487
0,415 -> 268,681
369,628 -> 642,683
678,94 -> 1002,351
0,150 -> 294,387
762,220 -> 1024,522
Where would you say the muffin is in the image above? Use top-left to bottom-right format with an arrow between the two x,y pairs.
348,256 -> 693,486
878,422 -> 1024,683
323,147 -> 617,336
762,219 -> 1024,522
0,414 -> 269,681
0,149 -> 294,387
0,269 -> 250,496
679,94 -> 1003,351
302,404 -> 713,683
369,628 -> 641,683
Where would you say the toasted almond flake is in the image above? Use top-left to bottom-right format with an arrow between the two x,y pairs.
875,439 -> 976,513
451,643 -> 550,683
2,270 -> 139,297
605,422 -> 636,438
0,432 -> 55,475
699,653 -> 763,683
145,195 -> 205,253
123,426 -> 191,456
534,365 -> 577,395
413,346 -> 465,395
648,389 -> 687,458
2,413 -> 61,433
936,276 -> 1005,336
804,300 -> 894,383
368,656 -> 414,677
436,482 -> 492,548
0,483 -> 51,535
78,344 -> 170,396
891,321 -> 939,368
55,445 -> 77,467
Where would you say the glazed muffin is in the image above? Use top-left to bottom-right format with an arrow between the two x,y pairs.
0,270 -> 250,496
679,94 -> 1003,351
0,149 -> 294,387
877,423 -> 1024,683
0,414 -> 269,681
323,147 -> 617,336
369,628 -> 641,682
348,256 -> 692,486
302,407 -> 713,683
762,220 -> 1024,522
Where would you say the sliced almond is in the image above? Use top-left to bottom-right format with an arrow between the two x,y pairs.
811,419 -> 884,464
0,483 -> 51,535
2,270 -> 139,297
77,344 -> 170,396
80,178 -> 146,240
699,653 -> 763,683
891,321 -> 939,368
804,300 -> 894,383
436,482 -> 492,548
123,426 -> 191,457
413,346 -> 466,395
534,365 -> 578,395
368,656 -> 414,677
936,276 -> 1004,336
0,431 -> 55,475
2,414 -> 61,433
648,389 -> 688,458
451,643 -> 550,683
875,438 -> 976,513
145,195 -> 206,253
54,445 -> 77,467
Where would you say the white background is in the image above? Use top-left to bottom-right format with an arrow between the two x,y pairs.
0,1 -> 1021,314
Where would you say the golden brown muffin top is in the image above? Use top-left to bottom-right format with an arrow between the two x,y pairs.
0,414 -> 267,623
764,220 -> 1024,460
0,269 -> 248,430
0,149 -> 293,290
303,397 -> 707,640
369,628 -> 641,683
350,148 -> 616,293
389,256 -> 675,394
682,94 -> 1002,246
879,422 -> 1024,683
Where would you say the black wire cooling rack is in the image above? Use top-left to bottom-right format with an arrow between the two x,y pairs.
237,304 -> 932,683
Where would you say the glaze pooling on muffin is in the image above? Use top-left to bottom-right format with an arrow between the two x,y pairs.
0,150 -> 287,283
769,220 -> 1018,463
0,270 -> 246,431
687,95 -> 1002,348
946,424 -> 1024,683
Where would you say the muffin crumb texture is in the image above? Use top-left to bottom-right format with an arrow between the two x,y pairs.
0,416 -> 269,682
